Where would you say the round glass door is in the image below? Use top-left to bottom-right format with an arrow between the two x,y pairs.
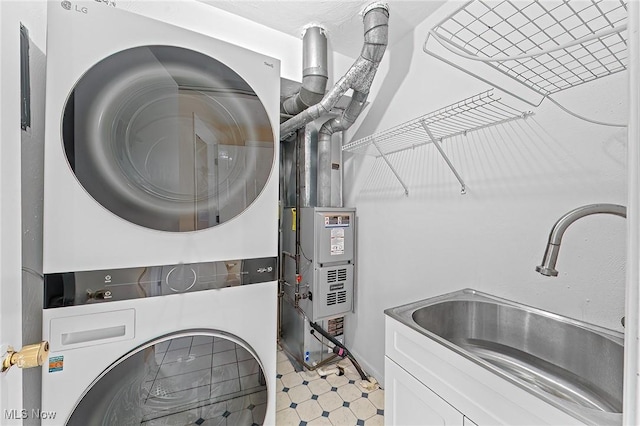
63,46 -> 274,232
68,332 -> 268,425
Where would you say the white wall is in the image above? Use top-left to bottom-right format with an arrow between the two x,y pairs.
343,3 -> 628,384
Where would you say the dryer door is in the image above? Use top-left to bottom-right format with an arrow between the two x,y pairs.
63,46 -> 274,232
66,331 -> 268,425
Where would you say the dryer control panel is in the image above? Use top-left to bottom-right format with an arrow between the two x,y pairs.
43,257 -> 276,308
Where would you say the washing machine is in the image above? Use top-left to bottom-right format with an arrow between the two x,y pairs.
41,258 -> 277,425
43,0 -> 280,274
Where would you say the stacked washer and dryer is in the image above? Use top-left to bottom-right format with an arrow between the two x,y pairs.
41,2 -> 279,425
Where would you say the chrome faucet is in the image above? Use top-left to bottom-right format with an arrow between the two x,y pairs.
536,203 -> 626,276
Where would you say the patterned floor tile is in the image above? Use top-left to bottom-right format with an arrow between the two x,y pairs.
327,406 -> 357,425
349,397 -> 377,420
276,407 -> 301,426
281,371 -> 304,389
307,378 -> 332,396
295,399 -> 323,422
317,390 -> 344,412
275,349 -> 384,426
288,384 -> 312,404
276,389 -> 292,411
277,359 -> 295,375
364,414 -> 384,425
337,383 -> 363,402
367,389 -> 384,410
307,416 -> 332,425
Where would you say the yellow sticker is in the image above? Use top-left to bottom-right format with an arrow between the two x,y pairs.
291,208 -> 296,231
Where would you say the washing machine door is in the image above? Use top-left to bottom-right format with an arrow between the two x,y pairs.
66,331 -> 268,425
63,46 -> 274,232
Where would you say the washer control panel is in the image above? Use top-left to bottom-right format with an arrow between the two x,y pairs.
43,257 -> 277,308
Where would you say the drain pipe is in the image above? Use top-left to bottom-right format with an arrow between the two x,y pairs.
280,2 -> 389,140
282,26 -> 329,115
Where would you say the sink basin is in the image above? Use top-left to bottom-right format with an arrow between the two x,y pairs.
385,289 -> 623,425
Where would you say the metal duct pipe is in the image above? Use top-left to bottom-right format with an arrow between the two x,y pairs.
317,90 -> 367,206
280,3 -> 389,140
282,27 -> 328,115
318,3 -> 389,206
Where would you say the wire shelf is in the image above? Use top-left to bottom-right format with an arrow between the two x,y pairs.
428,0 -> 628,96
343,90 -> 532,157
343,90 -> 532,195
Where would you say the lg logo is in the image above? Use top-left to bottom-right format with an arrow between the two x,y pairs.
60,1 -> 88,14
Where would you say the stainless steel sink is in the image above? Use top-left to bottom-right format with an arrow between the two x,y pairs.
385,289 -> 623,425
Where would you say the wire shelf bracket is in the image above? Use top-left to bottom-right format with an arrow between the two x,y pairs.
343,90 -> 533,195
424,0 -> 629,100
421,121 -> 467,195
372,140 -> 410,196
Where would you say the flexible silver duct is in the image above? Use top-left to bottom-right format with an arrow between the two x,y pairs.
280,3 -> 389,140
280,3 -> 389,206
282,27 -> 329,115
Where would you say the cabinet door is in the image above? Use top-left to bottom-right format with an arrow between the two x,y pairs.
385,357 -> 463,426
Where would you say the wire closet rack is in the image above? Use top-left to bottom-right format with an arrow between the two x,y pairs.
342,90 -> 533,195
425,0 -> 628,99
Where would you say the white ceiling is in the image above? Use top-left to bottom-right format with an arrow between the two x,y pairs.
198,1 -> 446,59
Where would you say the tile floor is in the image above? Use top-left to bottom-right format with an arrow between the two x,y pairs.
275,349 -> 385,425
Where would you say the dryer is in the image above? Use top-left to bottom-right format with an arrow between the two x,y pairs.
41,260 -> 277,425
43,1 -> 280,274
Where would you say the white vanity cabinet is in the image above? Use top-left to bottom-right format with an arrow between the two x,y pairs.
384,315 -> 586,426
384,357 -> 463,425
